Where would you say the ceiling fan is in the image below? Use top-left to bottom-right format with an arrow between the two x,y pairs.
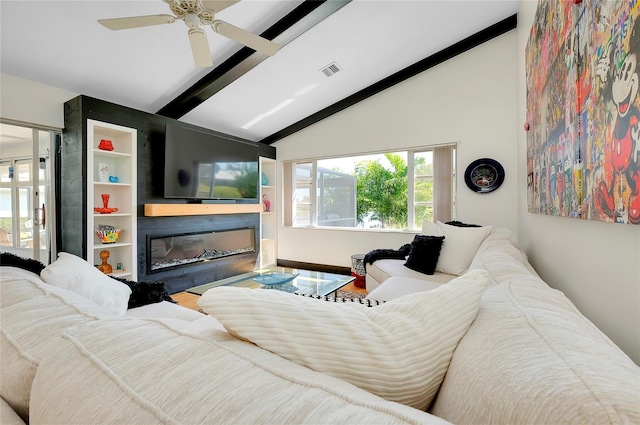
98,0 -> 280,67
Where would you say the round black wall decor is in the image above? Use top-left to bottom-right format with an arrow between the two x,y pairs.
464,158 -> 505,193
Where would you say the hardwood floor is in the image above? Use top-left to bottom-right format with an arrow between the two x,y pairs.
171,291 -> 201,311
340,280 -> 368,295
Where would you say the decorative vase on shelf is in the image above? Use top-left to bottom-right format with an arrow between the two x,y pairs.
262,172 -> 269,186
94,193 -> 119,214
98,139 -> 114,151
262,193 -> 271,212
97,249 -> 113,274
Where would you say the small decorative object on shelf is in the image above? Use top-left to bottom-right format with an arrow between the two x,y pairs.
262,172 -> 269,186
96,224 -> 122,244
108,175 -> 119,183
98,162 -> 110,182
97,249 -> 113,274
98,139 -> 114,151
94,193 -> 119,214
262,193 -> 271,212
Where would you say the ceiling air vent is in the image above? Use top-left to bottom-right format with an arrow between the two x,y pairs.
320,62 -> 342,77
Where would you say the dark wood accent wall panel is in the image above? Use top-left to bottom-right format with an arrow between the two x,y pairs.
138,213 -> 260,294
61,96 -> 88,258
60,95 -> 275,292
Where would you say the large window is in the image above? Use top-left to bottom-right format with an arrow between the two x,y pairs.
283,145 -> 456,230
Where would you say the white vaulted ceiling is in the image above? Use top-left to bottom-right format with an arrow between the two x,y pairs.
0,0 -> 518,143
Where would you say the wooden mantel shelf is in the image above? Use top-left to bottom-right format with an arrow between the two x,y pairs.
144,203 -> 262,217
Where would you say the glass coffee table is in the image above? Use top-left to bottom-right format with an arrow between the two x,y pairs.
187,267 -> 355,297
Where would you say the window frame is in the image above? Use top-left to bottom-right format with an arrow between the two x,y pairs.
283,143 -> 456,231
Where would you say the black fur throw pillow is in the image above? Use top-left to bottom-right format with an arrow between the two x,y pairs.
404,234 -> 445,275
0,252 -> 46,275
112,277 -> 175,309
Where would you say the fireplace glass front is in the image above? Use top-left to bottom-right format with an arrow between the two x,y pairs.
148,227 -> 255,273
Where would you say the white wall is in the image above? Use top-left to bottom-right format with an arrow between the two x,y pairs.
0,73 -> 77,128
274,31 -> 519,267
516,1 -> 640,365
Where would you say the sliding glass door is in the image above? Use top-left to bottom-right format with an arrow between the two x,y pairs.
0,122 -> 58,263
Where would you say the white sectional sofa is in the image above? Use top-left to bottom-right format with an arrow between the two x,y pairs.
1,224 -> 639,425
365,223 -> 522,298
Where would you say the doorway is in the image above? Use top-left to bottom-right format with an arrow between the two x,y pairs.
0,121 -> 58,264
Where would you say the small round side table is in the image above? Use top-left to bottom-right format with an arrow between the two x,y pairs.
350,254 -> 366,289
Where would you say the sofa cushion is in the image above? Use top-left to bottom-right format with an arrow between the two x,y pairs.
433,221 -> 492,275
404,235 -> 445,275
0,267 -> 114,422
430,241 -> 640,424
367,259 -> 455,288
29,318 -> 449,425
40,252 -> 131,316
198,270 -> 492,411
366,276 -> 444,301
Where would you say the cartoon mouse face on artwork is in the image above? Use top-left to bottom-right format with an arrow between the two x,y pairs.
610,47 -> 639,175
595,14 -> 640,224
612,52 -> 639,119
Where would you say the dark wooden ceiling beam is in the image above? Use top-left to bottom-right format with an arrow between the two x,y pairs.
157,0 -> 351,119
260,13 -> 517,145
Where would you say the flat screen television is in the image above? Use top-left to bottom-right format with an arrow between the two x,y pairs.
164,122 -> 259,201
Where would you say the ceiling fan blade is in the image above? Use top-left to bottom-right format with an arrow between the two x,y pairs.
199,0 -> 241,14
212,20 -> 280,56
189,29 -> 213,67
98,14 -> 176,30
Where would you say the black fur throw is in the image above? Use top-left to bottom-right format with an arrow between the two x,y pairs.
363,243 -> 411,271
445,220 -> 481,228
111,277 -> 176,309
0,252 -> 46,275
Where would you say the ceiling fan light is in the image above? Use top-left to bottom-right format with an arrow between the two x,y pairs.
184,13 -> 201,29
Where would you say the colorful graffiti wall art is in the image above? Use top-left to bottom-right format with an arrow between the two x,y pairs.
526,0 -> 640,225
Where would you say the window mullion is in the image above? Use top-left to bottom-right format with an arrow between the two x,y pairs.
407,151 -> 415,230
311,161 -> 318,226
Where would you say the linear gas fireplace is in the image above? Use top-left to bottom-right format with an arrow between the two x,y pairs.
148,227 -> 255,274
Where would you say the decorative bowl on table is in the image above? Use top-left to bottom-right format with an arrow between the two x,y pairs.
252,272 -> 299,286
95,228 -> 122,244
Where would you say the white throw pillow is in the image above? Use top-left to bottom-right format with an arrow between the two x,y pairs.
422,219 -> 438,235
434,221 -> 492,275
40,252 -> 131,316
198,269 -> 491,410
